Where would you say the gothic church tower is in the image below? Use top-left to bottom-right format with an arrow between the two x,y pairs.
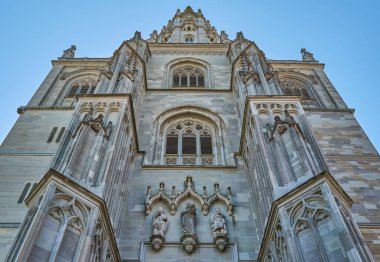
1,6 -> 379,261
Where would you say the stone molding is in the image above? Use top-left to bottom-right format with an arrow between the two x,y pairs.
17,106 -> 75,114
150,49 -> 227,55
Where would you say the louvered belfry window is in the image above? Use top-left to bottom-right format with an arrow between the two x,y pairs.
164,119 -> 213,165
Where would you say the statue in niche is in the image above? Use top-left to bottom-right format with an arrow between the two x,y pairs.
181,202 -> 197,235
150,207 -> 168,251
210,208 -> 227,235
210,208 -> 229,252
180,202 -> 198,253
152,207 -> 168,237
61,45 -> 76,59
300,48 -> 317,62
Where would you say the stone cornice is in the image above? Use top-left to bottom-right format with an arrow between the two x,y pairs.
148,43 -> 228,55
324,154 -> 380,160
25,169 -> 121,261
304,107 -> 355,113
52,58 -> 109,66
146,88 -> 231,93
17,106 -> 75,114
141,165 -> 238,170
269,59 -> 325,69
257,171 -> 352,261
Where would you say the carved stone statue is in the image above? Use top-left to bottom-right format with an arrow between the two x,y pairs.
181,202 -> 197,235
150,207 -> 168,251
152,207 -> 168,237
180,202 -> 198,253
300,48 -> 317,62
210,208 -> 229,251
61,45 -> 76,59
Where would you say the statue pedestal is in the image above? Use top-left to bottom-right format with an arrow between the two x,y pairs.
213,233 -> 229,252
180,233 -> 198,254
150,235 -> 165,251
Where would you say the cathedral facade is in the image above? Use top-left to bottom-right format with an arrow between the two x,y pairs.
1,6 -> 379,262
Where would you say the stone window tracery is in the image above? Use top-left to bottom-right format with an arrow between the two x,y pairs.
172,65 -> 205,88
164,119 -> 214,165
67,78 -> 97,97
280,78 -> 313,102
290,194 -> 346,261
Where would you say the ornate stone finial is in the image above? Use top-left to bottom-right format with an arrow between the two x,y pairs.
203,186 -> 208,198
210,208 -> 229,251
300,48 -> 317,62
150,207 -> 168,251
220,31 -> 229,43
60,45 -> 76,59
171,186 -> 176,197
180,202 -> 198,253
148,30 -> 158,43
214,182 -> 220,193
159,181 -> 165,193
184,176 -> 194,190
236,32 -> 245,44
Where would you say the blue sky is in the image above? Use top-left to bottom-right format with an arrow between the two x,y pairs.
0,0 -> 379,152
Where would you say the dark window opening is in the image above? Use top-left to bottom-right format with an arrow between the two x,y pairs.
47,127 -> 58,142
198,76 -> 204,86
56,127 -> 66,143
201,136 -> 213,154
182,136 -> 196,154
17,183 -> 31,203
166,136 -> 178,154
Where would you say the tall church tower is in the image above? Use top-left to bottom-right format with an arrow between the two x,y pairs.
1,6 -> 379,261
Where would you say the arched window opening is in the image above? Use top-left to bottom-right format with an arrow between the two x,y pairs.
172,66 -> 205,88
280,78 -> 315,105
185,36 -> 194,43
164,119 -> 214,165
291,197 -> 346,261
67,79 -> 96,97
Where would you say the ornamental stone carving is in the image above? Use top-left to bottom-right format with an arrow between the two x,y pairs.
61,45 -> 76,59
210,208 -> 229,251
266,109 -> 304,141
144,176 -> 234,216
180,202 -> 198,253
72,107 -> 112,139
150,207 -> 168,251
300,48 -> 317,62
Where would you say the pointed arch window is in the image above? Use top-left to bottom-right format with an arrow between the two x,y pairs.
67,78 -> 97,97
280,78 -> 314,104
172,65 -> 205,88
164,120 -> 214,165
291,195 -> 346,261
185,36 -> 194,43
